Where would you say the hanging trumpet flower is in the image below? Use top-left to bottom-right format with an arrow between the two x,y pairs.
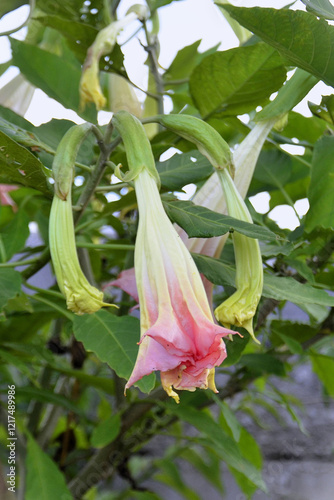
154,114 -> 263,342
112,110 -> 237,402
49,124 -> 115,315
214,169 -> 263,343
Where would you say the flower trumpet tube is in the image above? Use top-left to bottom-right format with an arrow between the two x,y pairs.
49,124 -> 115,315
214,169 -> 263,343
129,170 -> 237,401
112,111 -> 237,402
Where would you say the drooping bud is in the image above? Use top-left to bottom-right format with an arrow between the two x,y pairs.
49,124 -> 116,315
214,168 -> 263,343
155,114 -> 234,177
79,12 -> 138,111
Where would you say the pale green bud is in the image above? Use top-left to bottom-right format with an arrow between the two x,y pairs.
214,169 -> 263,343
155,114 -> 234,177
126,4 -> 150,21
80,12 -> 138,110
49,125 -> 116,315
112,110 -> 160,186
49,196 -> 114,315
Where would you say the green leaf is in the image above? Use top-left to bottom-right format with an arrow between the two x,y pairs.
228,427 -> 263,499
223,5 -> 334,87
0,269 -> 21,310
0,130 -> 51,196
163,200 -> 278,241
154,459 -> 202,500
310,352 -> 334,397
224,332 -> 250,367
34,15 -> 126,76
157,151 -> 213,191
0,209 -> 30,261
305,136 -> 334,232
17,386 -> 86,417
91,413 -> 121,448
169,406 -> 266,491
281,111 -> 327,144
10,38 -> 96,122
255,68 -> 318,122
190,42 -> 286,116
251,149 -> 293,194
128,491 -> 162,500
0,0 -> 25,17
212,395 -> 241,442
309,93 -> 334,124
164,40 -> 219,86
301,0 -> 334,20
270,320 -> 318,345
72,311 -> 155,393
192,254 -> 235,287
25,434 -> 73,500
274,331 -> 304,355
239,353 -> 286,376
193,254 -> 334,307
263,274 -> 334,307
180,448 -> 224,495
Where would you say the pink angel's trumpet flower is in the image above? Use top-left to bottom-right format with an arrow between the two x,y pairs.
128,169 -> 237,402
112,111 -> 238,402
0,184 -> 18,211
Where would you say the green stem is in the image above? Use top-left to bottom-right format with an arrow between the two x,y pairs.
73,131 -> 121,225
24,282 -> 64,300
0,257 -> 41,268
29,294 -> 74,321
76,242 -> 135,251
95,182 -> 127,192
142,20 -> 164,117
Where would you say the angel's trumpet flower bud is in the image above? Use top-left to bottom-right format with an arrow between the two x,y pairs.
214,169 -> 263,343
156,115 -> 262,342
79,12 -> 140,110
49,124 -> 116,315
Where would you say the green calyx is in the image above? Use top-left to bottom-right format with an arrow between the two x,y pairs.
154,114 -> 234,177
52,123 -> 92,200
112,110 -> 160,186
